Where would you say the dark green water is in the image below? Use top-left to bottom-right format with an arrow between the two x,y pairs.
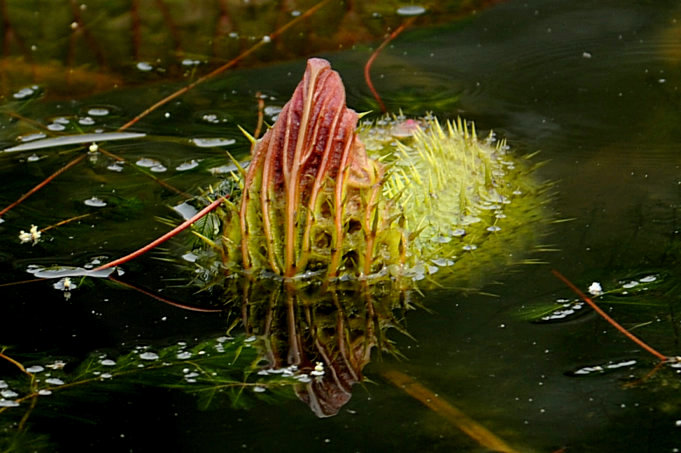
1,0 -> 681,451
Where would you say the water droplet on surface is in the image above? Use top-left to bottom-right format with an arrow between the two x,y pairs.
19,133 -> 47,142
137,62 -> 153,72
84,196 -> 107,207
87,107 -> 110,116
135,158 -> 161,168
396,5 -> 426,16
47,123 -> 66,131
139,352 -> 159,361
190,137 -> 236,148
176,160 -> 199,171
150,164 -> 167,173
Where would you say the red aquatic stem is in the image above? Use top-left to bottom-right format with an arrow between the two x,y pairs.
118,0 -> 331,131
107,276 -> 222,313
0,153 -> 87,219
551,269 -> 667,362
364,17 -> 416,113
94,195 -> 228,271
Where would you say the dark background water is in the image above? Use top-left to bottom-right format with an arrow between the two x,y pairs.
1,0 -> 681,451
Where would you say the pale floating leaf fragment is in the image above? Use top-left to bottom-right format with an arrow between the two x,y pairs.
31,265 -> 114,279
3,132 -> 146,152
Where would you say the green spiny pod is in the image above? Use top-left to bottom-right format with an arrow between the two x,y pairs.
200,58 -> 547,287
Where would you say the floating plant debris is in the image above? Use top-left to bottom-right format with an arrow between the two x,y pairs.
3,132 -> 146,152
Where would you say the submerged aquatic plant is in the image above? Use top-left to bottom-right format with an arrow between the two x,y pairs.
196,58 -> 545,285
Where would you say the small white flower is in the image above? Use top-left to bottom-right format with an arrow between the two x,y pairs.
88,142 -> 99,153
45,360 -> 66,370
588,282 -> 603,296
310,361 -> 325,376
19,225 -> 41,245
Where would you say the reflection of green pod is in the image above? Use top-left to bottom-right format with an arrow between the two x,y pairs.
199,58 -> 547,287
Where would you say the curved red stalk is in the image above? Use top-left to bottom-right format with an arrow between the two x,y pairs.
108,276 -> 222,313
94,195 -> 228,271
0,153 -> 87,219
364,17 -> 416,113
552,269 -> 667,362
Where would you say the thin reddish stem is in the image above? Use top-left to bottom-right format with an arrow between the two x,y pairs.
108,276 -> 222,313
552,269 -> 667,362
94,195 -> 228,271
118,0 -> 331,131
364,17 -> 416,113
0,153 -> 87,219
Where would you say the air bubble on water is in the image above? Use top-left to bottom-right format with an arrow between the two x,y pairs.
432,258 -> 454,267
176,160 -> 199,171
87,107 -> 110,116
139,352 -> 159,361
190,137 -> 236,148
451,228 -> 466,237
19,133 -> 47,142
27,154 -> 42,162
13,86 -> 39,99
136,157 -> 161,167
462,244 -> 477,251
264,106 -> 283,118
47,123 -> 66,131
182,252 -> 198,263
137,62 -> 153,72
1,390 -> 19,398
26,365 -> 44,373
78,117 -> 95,126
45,378 -> 65,386
396,5 -> 426,16
150,164 -> 167,173
487,225 -> 501,232
84,196 -> 107,207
